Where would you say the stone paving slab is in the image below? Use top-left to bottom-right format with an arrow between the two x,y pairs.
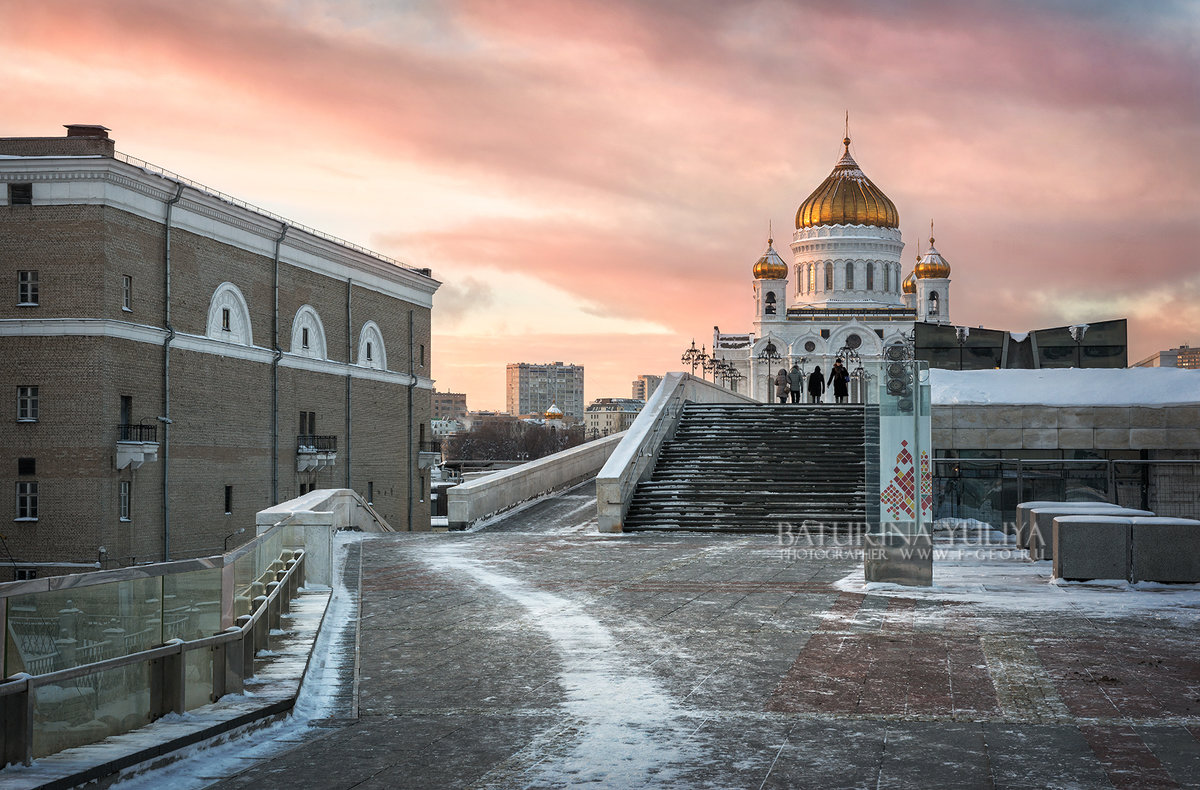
185,483 -> 1200,789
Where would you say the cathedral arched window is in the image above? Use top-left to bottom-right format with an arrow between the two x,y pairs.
866,263 -> 875,291
764,291 -> 776,315
928,291 -> 940,316
205,282 -> 253,345
808,263 -> 816,293
824,262 -> 833,291
290,305 -> 328,359
845,262 -> 855,290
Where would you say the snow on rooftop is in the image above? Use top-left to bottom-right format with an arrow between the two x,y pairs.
930,367 -> 1200,407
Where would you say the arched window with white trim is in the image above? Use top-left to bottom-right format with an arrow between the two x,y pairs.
357,321 -> 386,369
289,305 -> 327,359
205,282 -> 252,345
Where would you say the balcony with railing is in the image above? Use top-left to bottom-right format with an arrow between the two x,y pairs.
418,439 -> 442,469
296,435 -> 338,471
115,424 -> 159,470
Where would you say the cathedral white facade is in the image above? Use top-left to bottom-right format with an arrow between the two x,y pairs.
714,135 -> 953,402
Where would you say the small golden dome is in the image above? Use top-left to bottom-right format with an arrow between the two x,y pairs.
795,137 -> 899,230
914,235 -> 951,279
901,271 -> 916,294
753,238 -> 788,280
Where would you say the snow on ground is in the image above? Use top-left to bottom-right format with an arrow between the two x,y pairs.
835,523 -> 1200,619
422,544 -> 697,787
930,367 -> 1200,406
110,532 -> 361,789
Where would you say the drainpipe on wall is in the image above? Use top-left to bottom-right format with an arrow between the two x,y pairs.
407,310 -> 415,532
345,279 -> 353,489
271,224 -> 289,505
161,182 -> 185,562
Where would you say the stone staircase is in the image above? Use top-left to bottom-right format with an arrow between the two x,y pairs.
623,403 -> 867,533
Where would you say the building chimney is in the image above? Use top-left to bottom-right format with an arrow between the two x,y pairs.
0,125 -> 116,157
65,124 -> 111,139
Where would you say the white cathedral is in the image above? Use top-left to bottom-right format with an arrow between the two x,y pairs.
713,134 -> 953,402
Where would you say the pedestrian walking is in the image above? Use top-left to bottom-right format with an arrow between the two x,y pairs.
807,366 -> 826,404
774,368 -> 790,404
831,358 -> 850,404
787,363 -> 803,404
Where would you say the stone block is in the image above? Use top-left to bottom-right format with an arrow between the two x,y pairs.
1016,500 -> 1119,546
953,408 -> 990,429
1057,407 -> 1095,429
931,410 -> 953,430
931,428 -> 953,449
1129,408 -> 1167,428
1021,407 -> 1058,429
1130,428 -> 1167,449
1164,428 -> 1200,449
1092,407 -> 1132,428
985,429 -> 1022,449
1131,517 -> 1200,583
1166,405 -> 1200,428
1093,429 -> 1131,450
1028,505 -> 1151,561
1021,428 -> 1059,450
952,428 -> 988,449
1057,428 -> 1094,449
1052,516 -> 1132,581
991,407 -> 1023,429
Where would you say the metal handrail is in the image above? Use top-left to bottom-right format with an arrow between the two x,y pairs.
297,434 -> 338,453
113,151 -> 426,275
0,549 -> 304,701
117,423 -> 158,442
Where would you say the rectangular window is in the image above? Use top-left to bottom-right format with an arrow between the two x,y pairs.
16,386 -> 38,422
122,275 -> 132,311
367,481 -> 374,504
18,270 -> 38,306
119,481 -> 131,521
302,327 -> 310,348
299,411 -> 315,435
221,307 -> 231,331
420,344 -> 425,366
16,482 -> 38,520
14,568 -> 36,581
8,183 -> 33,205
17,458 -> 35,476
366,341 -> 373,361
224,485 -> 233,515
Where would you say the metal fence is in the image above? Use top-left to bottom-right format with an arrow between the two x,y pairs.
933,458 -> 1200,528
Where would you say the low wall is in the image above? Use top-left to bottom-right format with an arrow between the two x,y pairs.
931,405 -> 1200,452
447,433 -> 626,530
596,372 -> 758,533
255,489 -> 391,586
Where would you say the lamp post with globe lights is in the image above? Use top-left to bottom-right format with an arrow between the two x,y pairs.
755,340 -> 783,402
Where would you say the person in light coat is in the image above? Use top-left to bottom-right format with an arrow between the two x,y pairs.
787,364 -> 803,404
774,368 -> 790,404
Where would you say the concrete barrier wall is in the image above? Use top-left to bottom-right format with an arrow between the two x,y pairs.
447,433 -> 626,530
596,372 -> 758,533
931,405 -> 1200,452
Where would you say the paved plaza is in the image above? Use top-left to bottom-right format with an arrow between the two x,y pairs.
177,483 -> 1200,789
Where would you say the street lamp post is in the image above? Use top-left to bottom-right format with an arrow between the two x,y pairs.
701,351 -> 719,381
755,341 -> 783,402
681,339 -> 705,376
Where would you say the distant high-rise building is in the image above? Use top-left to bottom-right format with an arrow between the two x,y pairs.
584,398 -> 644,437
631,374 -> 663,401
432,391 -> 468,421
1133,344 -> 1200,369
506,362 -> 585,420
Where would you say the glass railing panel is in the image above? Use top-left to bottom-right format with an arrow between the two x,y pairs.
184,646 -> 215,712
163,568 -> 222,643
232,547 -> 260,620
31,661 -> 151,758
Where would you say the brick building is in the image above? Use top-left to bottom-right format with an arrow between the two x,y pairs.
432,391 -> 468,421
0,125 -> 439,579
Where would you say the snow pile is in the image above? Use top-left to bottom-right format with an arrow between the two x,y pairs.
931,367 -> 1200,406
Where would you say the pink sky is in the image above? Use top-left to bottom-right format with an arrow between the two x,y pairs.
4,0 -> 1198,410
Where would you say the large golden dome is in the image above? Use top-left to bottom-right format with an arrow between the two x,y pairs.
795,137 -> 899,230
915,235 -> 951,279
752,238 -> 788,279
901,271 -> 916,294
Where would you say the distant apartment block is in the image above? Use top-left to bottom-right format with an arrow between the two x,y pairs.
432,391 -> 468,421
631,374 -> 663,401
1133,344 -> 1200,369
506,362 -> 585,421
584,398 -> 644,437
0,125 -> 440,579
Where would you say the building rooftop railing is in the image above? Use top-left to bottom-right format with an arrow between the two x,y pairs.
113,150 -> 429,276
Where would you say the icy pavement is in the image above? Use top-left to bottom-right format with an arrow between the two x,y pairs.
152,483 -> 1200,789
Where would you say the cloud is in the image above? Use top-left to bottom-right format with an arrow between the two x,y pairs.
432,276 -> 495,327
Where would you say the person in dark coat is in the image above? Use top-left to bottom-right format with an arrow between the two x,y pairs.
774,368 -> 790,404
831,358 -> 850,404
807,366 -> 825,404
787,364 -> 803,404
